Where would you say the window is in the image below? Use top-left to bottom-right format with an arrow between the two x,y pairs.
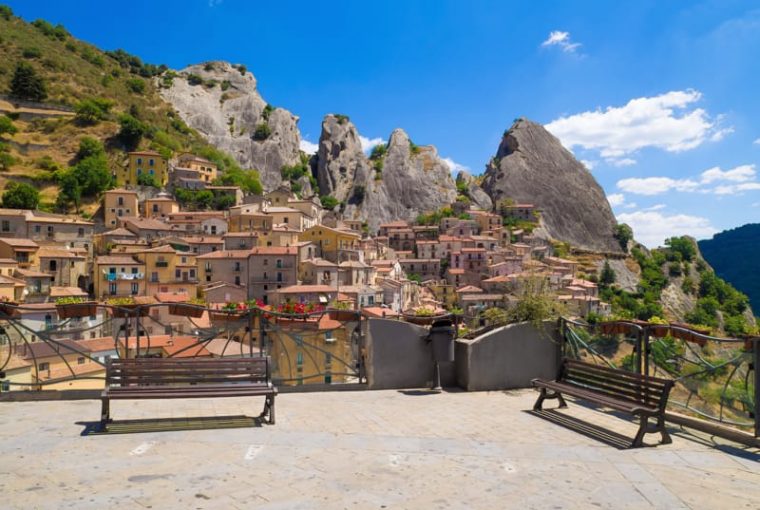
153,204 -> 159,213
234,276 -> 240,285
109,283 -> 117,295
325,332 -> 334,343
149,159 -> 154,166
118,197 -> 124,206
78,228 -> 84,237
131,267 -> 138,274
296,352 -> 303,366
39,362 -> 50,371
49,260 -> 57,271
1,220 -> 9,232
175,269 -> 181,279
151,272 -> 158,282
35,225 -> 41,233
131,282 -> 139,295
77,357 -> 85,365
189,269 -> 196,279
263,259 -> 268,266
137,158 -> 142,165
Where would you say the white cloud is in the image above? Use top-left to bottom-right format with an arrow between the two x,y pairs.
617,177 -> 699,196
541,31 -> 581,53
359,136 -> 385,154
617,164 -> 758,196
442,157 -> 470,176
616,210 -> 717,248
546,90 -> 728,165
609,158 -> 637,167
607,193 -> 625,207
580,160 -> 596,170
700,164 -> 755,183
208,0 -> 223,6
299,139 -> 319,155
754,138 -> 760,145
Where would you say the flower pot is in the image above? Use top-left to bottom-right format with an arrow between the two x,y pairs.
599,322 -> 626,335
168,303 -> 205,318
0,302 -> 19,317
210,310 -> 246,322
56,301 -> 97,319
402,313 -> 448,326
328,309 -> 358,322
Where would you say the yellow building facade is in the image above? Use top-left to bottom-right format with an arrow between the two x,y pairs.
116,151 -> 169,187
103,189 -> 139,228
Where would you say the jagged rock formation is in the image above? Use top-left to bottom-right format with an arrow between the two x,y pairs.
160,61 -> 301,191
316,115 -> 371,202
456,171 -> 492,211
316,115 -> 457,231
481,118 -> 621,253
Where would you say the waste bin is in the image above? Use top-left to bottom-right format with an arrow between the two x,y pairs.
429,318 -> 455,362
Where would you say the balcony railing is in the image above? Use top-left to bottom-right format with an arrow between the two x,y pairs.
561,318 -> 760,438
155,261 -> 169,268
102,272 -> 144,281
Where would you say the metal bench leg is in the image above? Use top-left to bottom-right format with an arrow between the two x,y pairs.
657,414 -> 672,445
100,397 -> 111,431
533,388 -> 547,411
631,415 -> 649,448
260,395 -> 275,425
556,393 -> 567,408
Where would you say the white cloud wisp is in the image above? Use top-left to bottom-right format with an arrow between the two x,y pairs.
541,31 -> 581,53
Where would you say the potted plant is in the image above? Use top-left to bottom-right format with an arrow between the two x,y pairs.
55,296 -> 97,319
669,322 -> 709,347
210,301 -> 257,322
402,307 -> 447,325
327,301 -> 356,321
0,296 -> 19,317
168,297 -> 206,318
106,297 -> 148,318
276,301 -> 324,316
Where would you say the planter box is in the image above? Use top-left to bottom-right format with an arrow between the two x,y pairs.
210,310 -> 246,322
402,313 -> 449,326
168,303 -> 205,318
56,302 -> 97,319
0,302 -> 19,317
110,304 -> 149,318
328,309 -> 359,322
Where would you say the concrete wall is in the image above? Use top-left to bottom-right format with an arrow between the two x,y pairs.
455,321 -> 561,391
366,318 -> 456,390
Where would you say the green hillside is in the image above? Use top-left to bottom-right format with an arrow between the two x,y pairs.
699,223 -> 760,314
0,5 -> 257,213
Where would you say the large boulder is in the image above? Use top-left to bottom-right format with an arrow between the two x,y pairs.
159,61 -> 301,191
481,118 -> 621,253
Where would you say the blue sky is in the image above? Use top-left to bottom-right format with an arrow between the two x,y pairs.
6,0 -> 760,247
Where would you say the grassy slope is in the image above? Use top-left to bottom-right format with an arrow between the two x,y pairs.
0,11 -> 226,212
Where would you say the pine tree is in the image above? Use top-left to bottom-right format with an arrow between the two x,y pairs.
10,62 -> 48,102
600,260 -> 616,287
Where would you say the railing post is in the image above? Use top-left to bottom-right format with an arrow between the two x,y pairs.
753,338 -> 760,438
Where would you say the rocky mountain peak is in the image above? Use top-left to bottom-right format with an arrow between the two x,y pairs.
314,116 -> 457,231
482,118 -> 621,253
160,61 -> 301,191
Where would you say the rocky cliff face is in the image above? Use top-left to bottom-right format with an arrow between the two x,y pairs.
159,61 -> 301,191
456,171 -> 493,211
481,118 -> 621,253
316,115 -> 458,231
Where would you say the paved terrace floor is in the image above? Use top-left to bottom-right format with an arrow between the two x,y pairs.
0,389 -> 758,510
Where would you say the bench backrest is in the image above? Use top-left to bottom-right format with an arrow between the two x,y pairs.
560,359 -> 673,410
106,357 -> 272,387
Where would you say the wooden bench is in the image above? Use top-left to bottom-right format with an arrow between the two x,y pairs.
100,357 -> 277,430
531,359 -> 673,448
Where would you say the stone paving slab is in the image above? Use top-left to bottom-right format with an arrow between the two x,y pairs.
0,389 -> 758,509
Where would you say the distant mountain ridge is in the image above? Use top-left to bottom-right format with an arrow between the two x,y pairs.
698,223 -> 760,312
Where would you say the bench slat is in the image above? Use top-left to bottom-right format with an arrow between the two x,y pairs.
563,369 -> 665,405
564,359 -> 672,387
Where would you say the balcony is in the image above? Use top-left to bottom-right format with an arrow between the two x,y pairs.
155,261 -> 169,268
102,272 -> 144,281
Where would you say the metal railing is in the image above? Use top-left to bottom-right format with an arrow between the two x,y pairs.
0,303 -> 366,395
560,318 -> 759,437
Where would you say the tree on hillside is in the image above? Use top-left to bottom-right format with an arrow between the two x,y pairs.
0,5 -> 14,20
2,182 -> 40,209
117,114 -> 147,150
614,223 -> 633,251
72,154 -> 111,196
599,260 -> 616,287
9,62 -> 47,102
76,136 -> 105,161
0,115 -> 18,137
56,170 -> 82,213
75,98 -> 114,125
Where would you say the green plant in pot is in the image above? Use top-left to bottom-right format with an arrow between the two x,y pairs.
55,296 -> 97,319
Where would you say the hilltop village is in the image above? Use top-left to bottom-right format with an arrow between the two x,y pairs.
0,149 -> 607,322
